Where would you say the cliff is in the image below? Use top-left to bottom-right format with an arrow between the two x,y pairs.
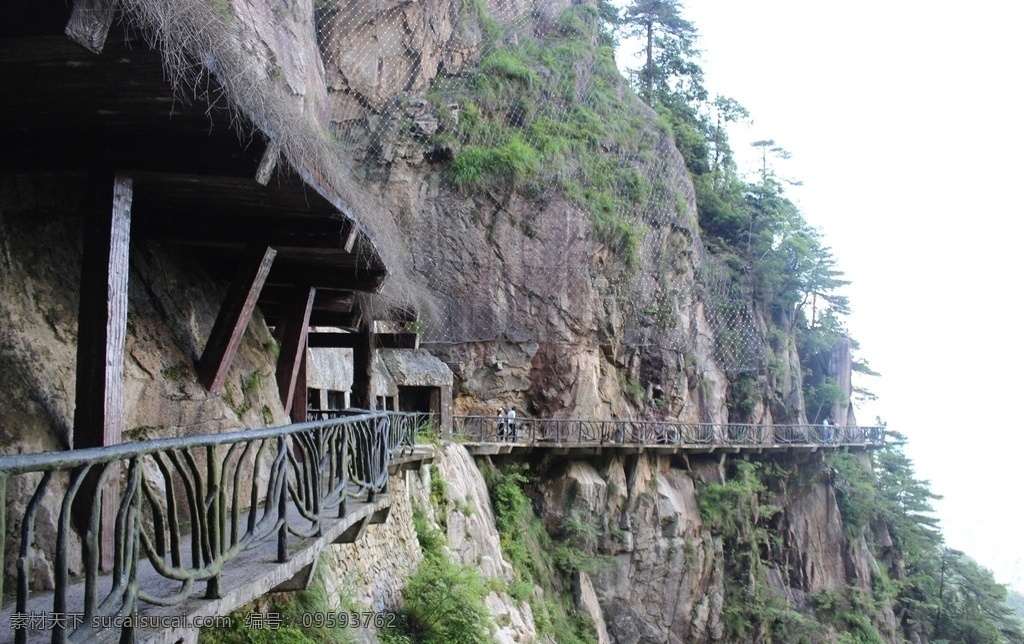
0,0 -> 907,641
303,445 -> 901,643
308,0 -> 811,425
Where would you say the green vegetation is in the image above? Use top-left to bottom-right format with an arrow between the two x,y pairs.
125,425 -> 159,442
222,370 -> 267,418
485,463 -> 598,643
161,363 -> 192,381
393,509 -> 493,644
382,468 -> 493,643
415,416 -> 440,445
828,434 -> 1024,643
451,137 -> 539,194
693,453 -> 1024,642
602,0 -> 861,417
695,459 -> 826,642
696,460 -> 778,536
426,4 -> 664,267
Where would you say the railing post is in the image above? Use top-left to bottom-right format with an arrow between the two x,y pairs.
277,436 -> 289,563
121,464 -> 142,644
205,445 -> 222,599
313,426 -> 323,536
339,425 -> 349,518
0,474 -> 5,607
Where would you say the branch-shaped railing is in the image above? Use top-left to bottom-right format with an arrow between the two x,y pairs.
453,416 -> 886,448
0,411 -> 432,643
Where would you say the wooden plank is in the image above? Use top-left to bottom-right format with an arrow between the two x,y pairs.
198,246 -> 277,395
275,287 -> 316,416
65,0 -> 116,53
72,174 -> 132,571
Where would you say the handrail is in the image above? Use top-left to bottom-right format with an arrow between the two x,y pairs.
0,411 -> 434,643
452,416 -> 886,448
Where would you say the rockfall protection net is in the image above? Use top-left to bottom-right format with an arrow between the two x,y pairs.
313,0 -> 765,372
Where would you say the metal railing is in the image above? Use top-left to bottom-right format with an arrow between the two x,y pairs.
0,411 -> 432,643
453,416 -> 885,448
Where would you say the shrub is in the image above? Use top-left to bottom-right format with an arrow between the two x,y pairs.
450,137 -> 539,193
400,555 -> 492,644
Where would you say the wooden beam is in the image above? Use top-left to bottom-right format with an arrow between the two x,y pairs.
72,174 -> 132,571
73,174 -> 132,446
264,309 -> 358,330
266,268 -> 386,293
65,0 -> 116,54
276,287 -> 316,416
197,246 -> 277,395
261,286 -> 352,306
307,332 -> 360,349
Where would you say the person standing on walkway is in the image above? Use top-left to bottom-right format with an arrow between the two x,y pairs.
497,407 -> 506,441
822,418 -> 831,444
507,405 -> 517,442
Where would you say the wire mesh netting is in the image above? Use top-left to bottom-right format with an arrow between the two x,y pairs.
311,0 -> 765,371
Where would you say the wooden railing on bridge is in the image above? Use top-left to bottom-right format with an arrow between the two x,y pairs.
453,416 -> 886,450
0,411 -> 433,643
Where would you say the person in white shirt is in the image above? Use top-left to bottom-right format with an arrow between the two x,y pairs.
507,405 -> 517,442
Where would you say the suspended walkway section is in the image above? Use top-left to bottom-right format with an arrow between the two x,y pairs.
0,411 -> 435,644
454,416 -> 886,456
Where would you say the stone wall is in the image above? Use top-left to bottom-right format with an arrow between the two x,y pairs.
319,470 -> 425,612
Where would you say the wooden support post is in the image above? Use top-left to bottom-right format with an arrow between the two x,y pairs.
290,349 -> 307,424
197,246 -> 277,395
73,174 -> 132,571
276,286 -> 316,416
349,325 -> 372,410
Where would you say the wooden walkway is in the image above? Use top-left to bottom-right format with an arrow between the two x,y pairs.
0,493 -> 390,644
0,444 -> 435,644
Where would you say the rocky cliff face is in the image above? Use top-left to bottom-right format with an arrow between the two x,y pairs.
530,450 -> 899,643
317,446 -> 900,643
311,0 -> 809,425
319,8 -> 744,424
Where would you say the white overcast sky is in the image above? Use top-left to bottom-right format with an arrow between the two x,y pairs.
621,0 -> 1024,590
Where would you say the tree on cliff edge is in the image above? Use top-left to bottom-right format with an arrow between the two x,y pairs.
621,0 -> 702,105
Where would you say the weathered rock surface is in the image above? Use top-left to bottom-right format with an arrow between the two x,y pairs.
531,451 -> 897,643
